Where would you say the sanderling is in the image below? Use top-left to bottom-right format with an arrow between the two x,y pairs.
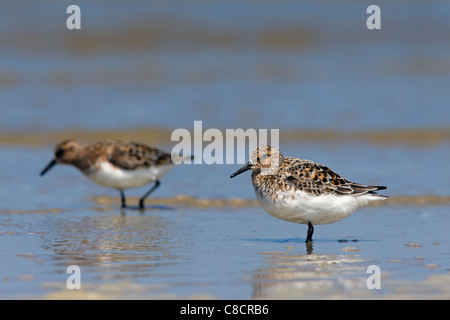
40,140 -> 185,209
230,145 -> 388,242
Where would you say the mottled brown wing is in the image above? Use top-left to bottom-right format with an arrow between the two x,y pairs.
108,141 -> 173,170
282,157 -> 386,196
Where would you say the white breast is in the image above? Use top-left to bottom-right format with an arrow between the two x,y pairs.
255,188 -> 384,225
86,161 -> 174,190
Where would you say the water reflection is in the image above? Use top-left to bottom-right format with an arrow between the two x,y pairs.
43,212 -> 183,280
251,250 -> 369,299
306,241 -> 313,255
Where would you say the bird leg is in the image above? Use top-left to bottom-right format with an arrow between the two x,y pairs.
306,221 -> 314,243
120,190 -> 127,208
139,180 -> 161,209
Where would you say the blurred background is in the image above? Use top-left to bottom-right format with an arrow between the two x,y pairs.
0,1 -> 450,200
0,0 -> 449,299
1,0 -> 449,202
2,1 -> 450,130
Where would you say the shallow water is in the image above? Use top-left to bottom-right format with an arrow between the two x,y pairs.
1,202 -> 449,299
1,1 -> 450,299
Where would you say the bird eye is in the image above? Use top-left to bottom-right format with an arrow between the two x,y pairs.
55,149 -> 64,158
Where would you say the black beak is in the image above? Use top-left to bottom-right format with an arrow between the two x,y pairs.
40,159 -> 57,176
230,162 -> 253,178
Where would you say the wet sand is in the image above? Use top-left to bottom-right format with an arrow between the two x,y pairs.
2,127 -> 450,147
1,188 -> 449,300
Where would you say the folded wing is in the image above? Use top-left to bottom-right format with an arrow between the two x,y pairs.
108,141 -> 173,170
283,157 -> 387,197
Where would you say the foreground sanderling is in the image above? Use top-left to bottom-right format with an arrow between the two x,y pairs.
40,140 -> 185,209
230,145 -> 388,242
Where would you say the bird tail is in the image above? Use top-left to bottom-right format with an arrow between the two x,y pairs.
350,184 -> 388,198
367,186 -> 389,198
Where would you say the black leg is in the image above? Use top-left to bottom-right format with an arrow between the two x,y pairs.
306,221 -> 314,243
139,180 -> 161,209
120,190 -> 126,208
